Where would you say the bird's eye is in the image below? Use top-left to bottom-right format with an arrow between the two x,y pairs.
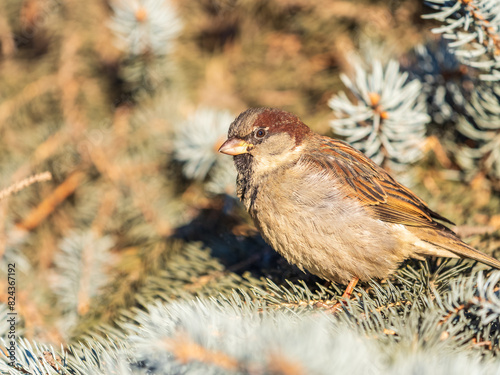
255,128 -> 267,138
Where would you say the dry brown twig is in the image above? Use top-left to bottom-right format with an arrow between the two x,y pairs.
17,171 -> 85,231
0,171 -> 52,201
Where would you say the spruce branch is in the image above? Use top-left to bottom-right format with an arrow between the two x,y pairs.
455,83 -> 500,181
406,40 -> 471,125
109,0 -> 182,56
108,0 -> 183,91
131,241 -> 262,308
329,60 -> 430,168
174,108 -> 237,194
72,239 -> 264,342
0,338 -> 66,375
52,230 -> 114,337
424,0 -> 500,80
253,279 -> 340,311
4,276 -> 500,375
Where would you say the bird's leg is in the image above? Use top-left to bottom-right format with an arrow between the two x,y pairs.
329,276 -> 359,312
313,277 -> 360,311
341,276 -> 359,299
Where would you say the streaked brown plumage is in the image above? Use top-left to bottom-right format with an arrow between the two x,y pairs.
219,107 -> 500,299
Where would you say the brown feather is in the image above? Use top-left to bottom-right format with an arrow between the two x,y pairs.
409,226 -> 500,269
303,135 -> 500,268
305,137 -> 454,229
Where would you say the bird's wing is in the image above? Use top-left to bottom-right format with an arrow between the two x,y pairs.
301,137 -> 454,229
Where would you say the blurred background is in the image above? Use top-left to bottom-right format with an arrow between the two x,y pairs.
0,0 -> 500,370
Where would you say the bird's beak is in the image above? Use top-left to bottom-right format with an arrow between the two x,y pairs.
218,138 -> 253,155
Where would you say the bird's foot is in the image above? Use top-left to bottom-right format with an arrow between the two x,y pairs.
321,276 -> 360,314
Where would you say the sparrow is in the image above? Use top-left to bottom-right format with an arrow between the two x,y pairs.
218,107 -> 500,306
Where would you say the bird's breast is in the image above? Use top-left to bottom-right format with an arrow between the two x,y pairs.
237,166 -> 408,283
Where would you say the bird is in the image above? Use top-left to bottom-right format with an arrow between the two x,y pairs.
218,107 -> 500,308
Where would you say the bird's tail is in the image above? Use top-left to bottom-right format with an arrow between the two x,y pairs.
411,227 -> 500,269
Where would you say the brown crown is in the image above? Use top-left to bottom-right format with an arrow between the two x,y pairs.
231,107 -> 311,145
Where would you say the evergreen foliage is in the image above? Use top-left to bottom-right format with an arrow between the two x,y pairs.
173,107 -> 237,194
418,0 -> 500,184
406,39 -> 469,126
109,0 -> 182,56
0,0 -> 500,374
2,267 -> 500,374
456,83 -> 500,181
328,60 -> 430,168
52,230 -> 114,338
423,0 -> 500,81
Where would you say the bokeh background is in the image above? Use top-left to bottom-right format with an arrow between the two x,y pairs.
1,0 -> 500,373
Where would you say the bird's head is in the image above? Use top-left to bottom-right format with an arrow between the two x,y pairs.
218,108 -> 312,175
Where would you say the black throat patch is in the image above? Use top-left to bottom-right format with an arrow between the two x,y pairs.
233,153 -> 254,202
